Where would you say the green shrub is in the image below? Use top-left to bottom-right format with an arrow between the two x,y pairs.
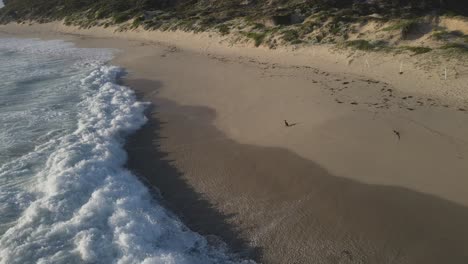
64,16 -> 74,26
131,16 -> 144,28
401,46 -> 432,55
346,39 -> 372,50
94,9 -> 107,20
440,43 -> 468,53
443,11 -> 461,18
217,24 -> 230,36
290,39 -> 303,45
382,19 -> 418,37
311,11 -> 330,22
432,30 -> 449,40
113,13 -> 131,24
199,16 -> 216,27
329,24 -> 341,35
282,29 -> 300,43
243,32 -> 266,47
173,19 -> 193,31
433,30 -> 465,40
252,23 -> 265,30
300,21 -> 320,35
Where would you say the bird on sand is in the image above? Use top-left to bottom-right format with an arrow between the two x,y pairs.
393,130 -> 401,140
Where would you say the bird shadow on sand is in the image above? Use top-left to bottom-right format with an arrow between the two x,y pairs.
284,119 -> 299,127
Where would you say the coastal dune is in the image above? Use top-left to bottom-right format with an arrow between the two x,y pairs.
2,23 -> 468,263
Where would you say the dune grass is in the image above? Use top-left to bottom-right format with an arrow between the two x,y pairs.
345,39 -> 387,51
440,43 -> 468,53
400,46 -> 432,55
242,32 -> 267,47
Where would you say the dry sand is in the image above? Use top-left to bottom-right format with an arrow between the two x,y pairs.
1,23 -> 468,264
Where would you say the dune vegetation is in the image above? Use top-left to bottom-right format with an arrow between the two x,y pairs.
1,0 -> 467,55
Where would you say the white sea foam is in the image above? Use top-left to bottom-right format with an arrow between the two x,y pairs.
0,38 -> 252,264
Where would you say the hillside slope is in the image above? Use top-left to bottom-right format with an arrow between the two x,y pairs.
1,1 -> 467,57
1,0 -> 467,23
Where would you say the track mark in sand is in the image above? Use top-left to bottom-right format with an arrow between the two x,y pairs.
340,250 -> 353,261
208,54 -> 231,63
160,45 -> 180,57
203,53 -> 468,114
398,115 -> 468,146
328,77 -> 468,114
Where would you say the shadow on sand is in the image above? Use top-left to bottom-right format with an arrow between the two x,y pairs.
123,79 -> 263,261
124,78 -> 468,264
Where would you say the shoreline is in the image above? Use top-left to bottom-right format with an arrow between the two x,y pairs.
2,23 -> 468,263
2,22 -> 468,104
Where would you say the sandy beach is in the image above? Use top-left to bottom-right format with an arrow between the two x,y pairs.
2,23 -> 468,263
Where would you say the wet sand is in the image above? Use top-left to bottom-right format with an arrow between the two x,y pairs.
122,82 -> 468,264
2,24 -> 468,263
125,88 -> 468,264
